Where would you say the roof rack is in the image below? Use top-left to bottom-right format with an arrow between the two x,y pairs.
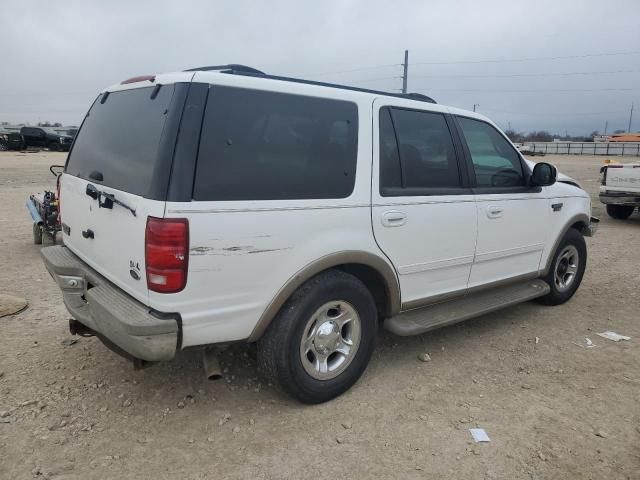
185,65 -> 437,104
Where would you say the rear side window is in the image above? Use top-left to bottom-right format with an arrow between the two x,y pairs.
456,116 -> 525,188
379,107 -> 461,195
193,86 -> 358,201
66,85 -> 175,197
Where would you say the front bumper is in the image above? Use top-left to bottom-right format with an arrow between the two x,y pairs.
600,191 -> 640,206
41,246 -> 179,362
582,216 -> 599,237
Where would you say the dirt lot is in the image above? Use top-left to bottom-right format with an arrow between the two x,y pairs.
1,152 -> 639,479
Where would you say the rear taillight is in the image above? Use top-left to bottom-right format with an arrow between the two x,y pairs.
145,217 -> 189,293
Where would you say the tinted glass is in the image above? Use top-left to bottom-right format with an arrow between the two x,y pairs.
390,108 -> 460,189
194,86 -> 358,201
379,108 -> 402,192
457,117 -> 525,188
66,85 -> 175,196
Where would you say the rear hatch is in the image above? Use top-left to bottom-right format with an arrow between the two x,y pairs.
604,163 -> 640,193
61,82 -> 183,304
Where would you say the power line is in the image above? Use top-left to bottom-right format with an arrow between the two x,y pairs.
410,68 -> 640,80
411,50 -> 640,66
306,63 -> 400,77
413,87 -> 638,93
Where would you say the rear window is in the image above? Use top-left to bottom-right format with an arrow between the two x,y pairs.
66,85 -> 175,197
193,86 -> 358,201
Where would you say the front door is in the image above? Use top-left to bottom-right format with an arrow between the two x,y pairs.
454,116 -> 549,287
371,101 -> 478,308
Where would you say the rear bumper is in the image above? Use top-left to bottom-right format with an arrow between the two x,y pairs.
41,246 -> 179,362
599,191 -> 640,206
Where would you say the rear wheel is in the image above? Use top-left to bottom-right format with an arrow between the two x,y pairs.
258,269 -> 377,404
32,223 -> 42,245
537,228 -> 586,306
606,204 -> 635,220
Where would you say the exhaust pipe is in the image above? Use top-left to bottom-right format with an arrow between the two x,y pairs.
203,348 -> 222,381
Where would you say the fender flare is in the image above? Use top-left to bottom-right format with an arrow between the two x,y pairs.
247,250 -> 400,342
541,213 -> 590,276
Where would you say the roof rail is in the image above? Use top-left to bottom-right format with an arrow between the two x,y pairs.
185,64 -> 437,104
184,64 -> 265,75
402,92 -> 437,103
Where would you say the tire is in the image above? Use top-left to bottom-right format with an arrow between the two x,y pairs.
258,269 -> 377,404
537,228 -> 587,306
42,231 -> 55,247
606,204 -> 635,220
48,142 -> 59,152
33,223 -> 43,245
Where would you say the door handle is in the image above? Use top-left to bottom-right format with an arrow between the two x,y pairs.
486,205 -> 503,219
381,210 -> 407,227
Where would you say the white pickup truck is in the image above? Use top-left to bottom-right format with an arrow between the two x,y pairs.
600,162 -> 640,219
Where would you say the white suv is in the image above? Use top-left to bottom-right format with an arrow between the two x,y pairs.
42,65 -> 597,403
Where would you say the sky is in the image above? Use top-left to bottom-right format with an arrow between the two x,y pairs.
1,0 -> 639,135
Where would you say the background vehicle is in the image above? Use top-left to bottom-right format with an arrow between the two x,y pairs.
599,161 -> 640,219
20,126 -> 73,151
41,65 -> 597,403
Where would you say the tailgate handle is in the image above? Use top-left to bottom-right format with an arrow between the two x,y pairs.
86,184 -> 99,200
81,229 -> 94,239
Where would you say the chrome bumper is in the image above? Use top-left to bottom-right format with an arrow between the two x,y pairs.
41,246 -> 179,362
583,216 -> 599,237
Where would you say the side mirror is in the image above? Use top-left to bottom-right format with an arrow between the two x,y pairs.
531,162 -> 557,187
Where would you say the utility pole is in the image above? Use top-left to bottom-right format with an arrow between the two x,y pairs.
604,120 -> 608,135
473,104 -> 480,112
628,103 -> 634,133
401,50 -> 409,94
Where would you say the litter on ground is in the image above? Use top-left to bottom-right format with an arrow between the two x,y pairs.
573,338 -> 596,348
469,428 -> 491,443
596,331 -> 631,342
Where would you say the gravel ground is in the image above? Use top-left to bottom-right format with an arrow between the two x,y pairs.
0,152 -> 639,480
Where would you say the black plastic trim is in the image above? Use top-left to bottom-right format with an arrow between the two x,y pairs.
166,83 -> 210,202
148,83 -> 190,200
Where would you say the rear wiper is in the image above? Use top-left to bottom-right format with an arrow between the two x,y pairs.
99,191 -> 137,217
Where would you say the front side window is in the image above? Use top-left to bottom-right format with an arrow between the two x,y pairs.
457,117 -> 525,188
379,107 -> 461,195
193,86 -> 358,201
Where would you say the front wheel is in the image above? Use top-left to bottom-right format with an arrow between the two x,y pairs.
48,142 -> 59,152
606,204 -> 635,220
537,228 -> 587,306
258,270 -> 377,404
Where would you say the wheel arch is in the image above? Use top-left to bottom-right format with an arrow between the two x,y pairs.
541,213 -> 589,276
248,251 -> 400,342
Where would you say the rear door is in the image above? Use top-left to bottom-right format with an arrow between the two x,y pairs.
371,101 -> 477,307
454,116 -> 549,287
61,82 -> 184,304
